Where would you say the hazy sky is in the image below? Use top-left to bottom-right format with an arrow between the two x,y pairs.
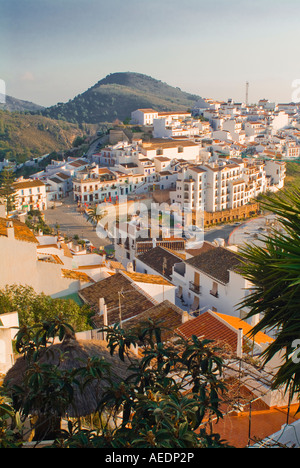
1,0 -> 300,107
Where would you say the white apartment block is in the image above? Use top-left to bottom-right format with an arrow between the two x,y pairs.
170,157 -> 284,213
13,178 -> 47,212
170,165 -> 207,212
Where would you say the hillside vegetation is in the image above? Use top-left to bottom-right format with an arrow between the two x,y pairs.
0,110 -> 96,163
41,72 -> 200,124
284,161 -> 300,189
0,95 -> 44,113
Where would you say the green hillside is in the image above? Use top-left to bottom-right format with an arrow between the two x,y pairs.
40,72 -> 200,124
0,110 -> 96,164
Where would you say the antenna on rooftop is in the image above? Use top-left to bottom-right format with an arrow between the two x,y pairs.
246,81 -> 249,106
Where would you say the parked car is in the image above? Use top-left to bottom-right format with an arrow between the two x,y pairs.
82,238 -> 93,248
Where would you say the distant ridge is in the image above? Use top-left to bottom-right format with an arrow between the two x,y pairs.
40,72 -> 201,124
0,95 -> 44,113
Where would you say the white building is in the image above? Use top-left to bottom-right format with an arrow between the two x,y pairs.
170,157 -> 283,213
270,111 -> 289,132
46,171 -> 72,202
0,218 -> 95,298
130,108 -> 191,127
13,178 -> 47,212
171,165 -> 207,213
139,139 -> 201,162
222,119 -> 246,144
264,159 -> 286,189
152,116 -> 199,139
72,168 -> 146,204
245,121 -> 265,137
131,108 -> 159,126
171,242 -> 256,324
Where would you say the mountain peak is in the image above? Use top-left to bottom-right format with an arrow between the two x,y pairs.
41,72 -> 200,124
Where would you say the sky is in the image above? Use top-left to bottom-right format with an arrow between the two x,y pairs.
1,0 -> 300,107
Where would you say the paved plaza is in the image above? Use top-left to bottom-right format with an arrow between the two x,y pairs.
42,195 -> 112,249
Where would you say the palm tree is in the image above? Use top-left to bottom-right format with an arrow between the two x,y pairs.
238,187 -> 300,399
86,206 -> 106,229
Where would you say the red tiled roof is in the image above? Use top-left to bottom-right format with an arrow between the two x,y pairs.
175,310 -> 273,352
0,217 -> 38,244
176,311 -> 239,351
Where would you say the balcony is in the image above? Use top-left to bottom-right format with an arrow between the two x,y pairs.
189,281 -> 201,294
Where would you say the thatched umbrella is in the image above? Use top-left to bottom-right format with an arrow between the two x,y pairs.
4,334 -> 135,440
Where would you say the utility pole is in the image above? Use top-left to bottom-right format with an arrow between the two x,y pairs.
162,257 -> 167,301
118,289 -> 124,328
246,81 -> 249,106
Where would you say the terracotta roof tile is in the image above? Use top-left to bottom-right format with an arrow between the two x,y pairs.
13,179 -> 45,190
122,270 -> 174,286
0,217 -> 38,244
175,310 -> 273,352
61,269 -> 94,283
176,311 -> 238,350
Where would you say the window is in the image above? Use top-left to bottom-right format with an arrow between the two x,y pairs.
210,282 -> 219,298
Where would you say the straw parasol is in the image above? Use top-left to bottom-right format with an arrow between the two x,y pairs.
4,333 -> 136,419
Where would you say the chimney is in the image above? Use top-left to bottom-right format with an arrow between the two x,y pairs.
6,220 -> 14,240
99,297 -> 108,340
0,204 -> 6,217
182,310 -> 190,323
237,328 -> 243,358
99,298 -> 107,321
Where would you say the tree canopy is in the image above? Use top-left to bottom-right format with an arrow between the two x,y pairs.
0,166 -> 17,214
238,187 -> 300,400
1,316 -> 230,448
0,284 -> 92,331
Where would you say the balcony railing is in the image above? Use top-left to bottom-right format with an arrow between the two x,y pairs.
189,281 -> 201,294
